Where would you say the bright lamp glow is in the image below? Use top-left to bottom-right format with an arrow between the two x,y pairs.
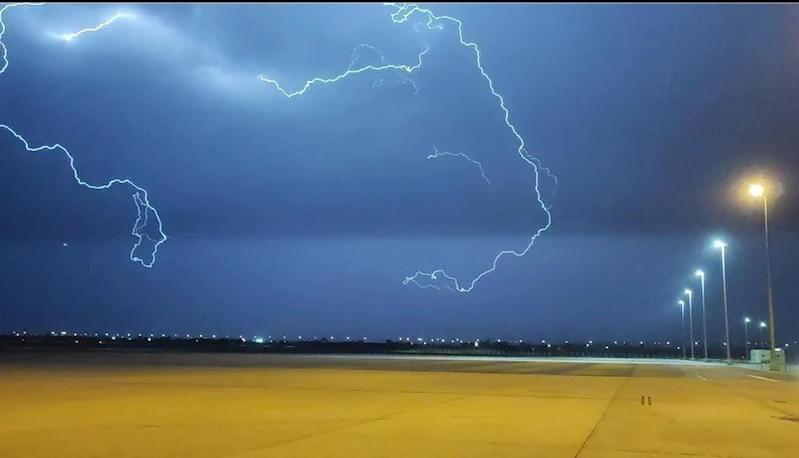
684,289 -> 692,296
713,240 -> 726,249
695,270 -> 705,278
749,183 -> 764,197
678,300 -> 685,307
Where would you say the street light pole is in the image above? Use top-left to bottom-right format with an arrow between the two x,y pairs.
744,317 -> 751,360
714,240 -> 732,364
696,270 -> 708,360
685,289 -> 695,360
679,300 -> 686,359
756,187 -> 778,371
748,184 -> 780,371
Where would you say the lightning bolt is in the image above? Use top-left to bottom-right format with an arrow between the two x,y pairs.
262,2 -> 555,293
1,3 -> 43,74
392,2 -> 554,293
0,125 -> 167,267
1,4 -> 166,267
56,12 -> 135,42
259,44 -> 429,98
348,43 -> 419,94
3,3 -> 555,289
426,146 -> 491,186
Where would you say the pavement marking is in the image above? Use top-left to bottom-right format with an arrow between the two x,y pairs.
749,374 -> 779,383
696,374 -> 707,380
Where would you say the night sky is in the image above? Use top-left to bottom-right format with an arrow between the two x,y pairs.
1,3 -> 797,344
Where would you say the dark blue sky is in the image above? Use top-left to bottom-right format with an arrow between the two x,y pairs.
1,3 -> 797,344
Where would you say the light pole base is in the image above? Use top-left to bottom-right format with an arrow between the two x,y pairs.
769,360 -> 783,372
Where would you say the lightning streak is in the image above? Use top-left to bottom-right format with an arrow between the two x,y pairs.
1,3 -> 43,74
261,2 -> 554,292
348,43 -> 419,94
0,125 -> 167,267
259,45 -> 429,98
427,146 -> 491,186
1,4 -> 166,267
57,12 -> 134,42
3,2 -> 555,288
391,2 -> 554,293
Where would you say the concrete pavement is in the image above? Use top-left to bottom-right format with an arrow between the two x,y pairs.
1,353 -> 798,458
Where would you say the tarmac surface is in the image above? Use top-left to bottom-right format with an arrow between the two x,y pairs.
2,352 -> 798,457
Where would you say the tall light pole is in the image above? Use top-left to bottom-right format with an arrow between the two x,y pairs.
713,239 -> 732,364
685,289 -> 695,360
749,183 -> 779,372
678,300 -> 686,359
744,317 -> 751,360
695,270 -> 708,360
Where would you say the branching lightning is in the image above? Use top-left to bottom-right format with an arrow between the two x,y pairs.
349,43 -> 419,94
0,124 -> 167,267
427,146 -> 491,186
56,12 -> 134,42
259,44 -> 429,98
1,3 -> 166,267
393,2 -> 554,293
2,2 -> 556,290
261,2 -> 555,293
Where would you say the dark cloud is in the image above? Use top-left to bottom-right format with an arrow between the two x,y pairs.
1,4 -> 797,340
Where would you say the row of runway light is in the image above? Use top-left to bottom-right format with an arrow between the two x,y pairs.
9,331 -> 794,349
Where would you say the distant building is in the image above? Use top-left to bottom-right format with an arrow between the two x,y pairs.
749,348 -> 786,367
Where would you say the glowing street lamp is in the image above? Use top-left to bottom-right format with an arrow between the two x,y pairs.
748,183 -> 764,198
684,289 -> 695,360
759,321 -> 767,344
678,300 -> 686,359
714,239 -> 732,363
748,182 -> 779,371
695,270 -> 709,360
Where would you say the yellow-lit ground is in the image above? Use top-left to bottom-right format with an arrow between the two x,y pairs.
2,353 -> 798,458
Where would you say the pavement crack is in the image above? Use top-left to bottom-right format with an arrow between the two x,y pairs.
220,394 -> 470,458
572,374 -> 631,458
